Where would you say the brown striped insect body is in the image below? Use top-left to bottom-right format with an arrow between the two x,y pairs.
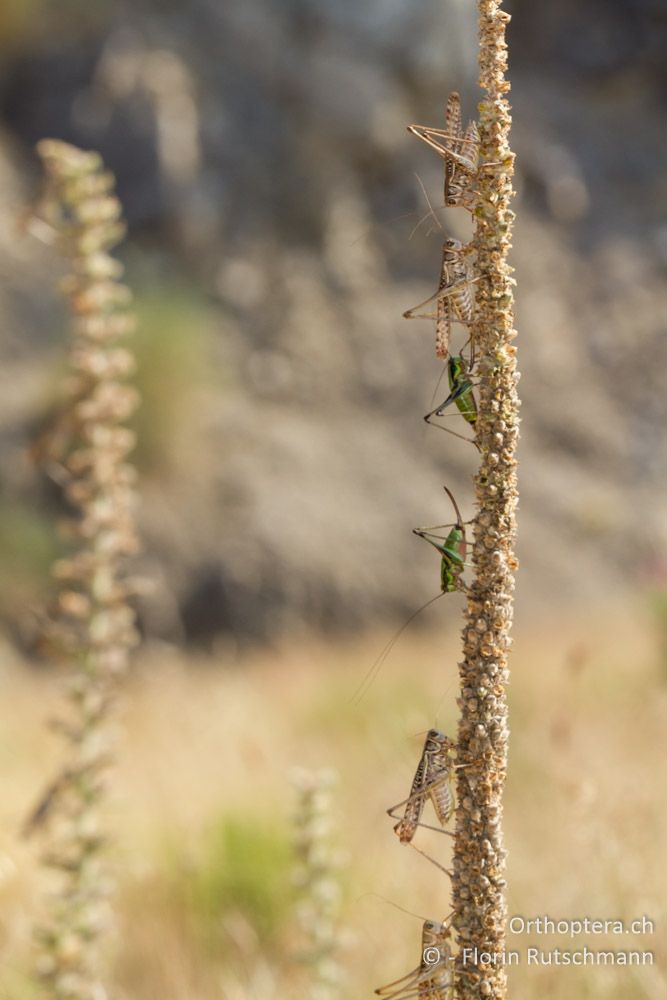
425,736 -> 456,827
403,238 -> 475,359
443,92 -> 479,210
408,91 -> 480,211
375,919 -> 454,1000
389,729 -> 457,843
392,736 -> 432,845
417,920 -> 454,1000
440,237 -> 475,331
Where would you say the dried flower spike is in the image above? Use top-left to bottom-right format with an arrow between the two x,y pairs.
291,768 -> 344,1000
27,139 -> 140,1000
453,3 -> 518,1000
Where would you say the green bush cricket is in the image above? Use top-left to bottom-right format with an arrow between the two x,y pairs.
423,354 -> 478,447
413,486 -> 468,595
350,488 -> 471,704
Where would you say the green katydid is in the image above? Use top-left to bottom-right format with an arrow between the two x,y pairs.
350,487 -> 471,705
424,354 -> 479,447
413,485 -> 469,594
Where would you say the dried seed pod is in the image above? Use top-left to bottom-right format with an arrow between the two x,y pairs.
28,140 -> 140,1000
452,6 -> 518,1000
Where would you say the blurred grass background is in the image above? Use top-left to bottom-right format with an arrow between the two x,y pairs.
0,0 -> 665,997
1,604 -> 666,997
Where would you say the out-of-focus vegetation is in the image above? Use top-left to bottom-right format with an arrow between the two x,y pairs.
0,500 -> 57,622
169,813 -> 293,951
0,0 -> 665,646
0,605 -> 665,999
130,285 -> 215,476
0,2 -> 665,998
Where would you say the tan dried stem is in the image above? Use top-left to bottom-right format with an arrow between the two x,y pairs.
291,768 -> 344,1000
27,140 -> 140,1000
452,2 -> 518,999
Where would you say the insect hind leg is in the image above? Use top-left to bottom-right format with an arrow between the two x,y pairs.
423,412 -> 479,449
407,841 -> 453,879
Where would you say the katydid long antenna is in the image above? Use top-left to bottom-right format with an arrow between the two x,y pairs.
349,592 -> 446,706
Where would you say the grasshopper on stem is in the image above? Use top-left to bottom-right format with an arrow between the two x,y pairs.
424,354 -> 479,448
403,238 -> 476,361
386,728 -> 461,880
413,486 -> 470,595
408,91 -> 480,212
375,917 -> 455,1000
350,489 -> 471,704
389,729 -> 457,844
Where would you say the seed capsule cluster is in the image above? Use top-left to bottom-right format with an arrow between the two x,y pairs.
384,2 -> 518,998
28,140 -> 140,1000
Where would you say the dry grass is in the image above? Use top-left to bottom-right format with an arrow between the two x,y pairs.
0,601 -> 665,998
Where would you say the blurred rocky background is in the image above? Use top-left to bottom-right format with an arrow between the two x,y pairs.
0,0 -> 665,652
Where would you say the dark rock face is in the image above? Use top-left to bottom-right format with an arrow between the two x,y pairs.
0,1 -> 665,646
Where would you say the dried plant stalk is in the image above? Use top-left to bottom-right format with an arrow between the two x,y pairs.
28,140 -> 140,1000
452,2 -> 518,999
291,768 -> 344,1000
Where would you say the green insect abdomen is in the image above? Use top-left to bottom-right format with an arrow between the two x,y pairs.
440,526 -> 466,592
448,355 -> 477,427
454,385 -> 477,426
